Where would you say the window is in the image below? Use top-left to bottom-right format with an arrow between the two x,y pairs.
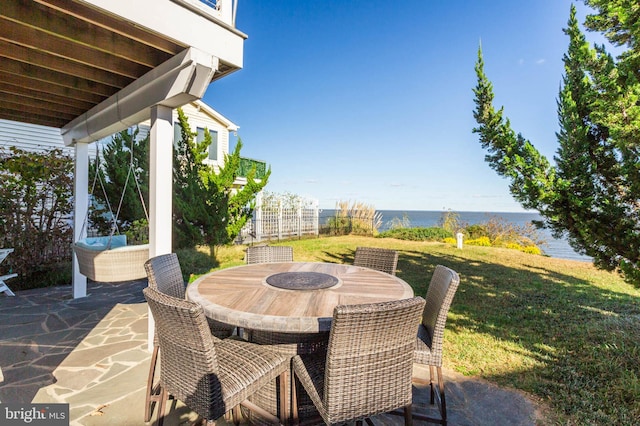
207,129 -> 218,161
173,123 -> 218,161
173,122 -> 182,148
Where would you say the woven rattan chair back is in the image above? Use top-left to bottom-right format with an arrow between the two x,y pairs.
321,296 -> 425,424
353,246 -> 399,275
144,253 -> 234,336
143,254 -> 186,422
144,288 -> 289,426
245,245 -> 294,264
411,264 -> 460,426
420,265 -> 460,366
143,287 -> 224,421
144,253 -> 185,299
143,253 -> 234,424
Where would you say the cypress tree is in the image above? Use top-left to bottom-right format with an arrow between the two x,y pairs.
472,4 -> 640,285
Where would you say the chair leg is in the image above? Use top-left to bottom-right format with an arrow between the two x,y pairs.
144,345 -> 161,422
232,405 -> 241,425
436,366 -> 447,423
429,365 -> 435,405
411,366 -> 447,425
291,373 -> 299,425
278,371 -> 289,425
156,387 -> 169,426
404,404 -> 413,426
391,366 -> 447,425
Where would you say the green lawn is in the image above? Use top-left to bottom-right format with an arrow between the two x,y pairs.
186,235 -> 640,425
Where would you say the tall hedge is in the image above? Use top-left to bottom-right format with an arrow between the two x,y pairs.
0,147 -> 74,287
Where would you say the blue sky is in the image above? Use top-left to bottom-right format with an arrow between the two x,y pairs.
204,0 -> 607,212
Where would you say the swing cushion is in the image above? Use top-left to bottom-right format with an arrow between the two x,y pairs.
73,239 -> 149,282
75,235 -> 127,251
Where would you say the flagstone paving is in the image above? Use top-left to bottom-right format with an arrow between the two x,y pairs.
0,281 -> 547,425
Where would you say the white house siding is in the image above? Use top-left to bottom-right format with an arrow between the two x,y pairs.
133,100 -> 236,173
0,119 -> 98,156
179,102 -> 232,172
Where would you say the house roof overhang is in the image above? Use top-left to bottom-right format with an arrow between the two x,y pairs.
0,0 -> 246,135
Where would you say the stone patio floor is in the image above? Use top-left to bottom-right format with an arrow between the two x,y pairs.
0,280 -> 547,425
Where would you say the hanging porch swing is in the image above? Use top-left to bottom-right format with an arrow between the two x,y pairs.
73,142 -> 150,282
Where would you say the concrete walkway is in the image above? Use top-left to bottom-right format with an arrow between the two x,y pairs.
0,281 -> 547,425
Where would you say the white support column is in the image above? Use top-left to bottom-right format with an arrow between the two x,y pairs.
148,104 -> 173,351
149,104 -> 174,258
72,142 -> 89,299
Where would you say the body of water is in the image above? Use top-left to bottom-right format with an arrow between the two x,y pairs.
320,210 -> 591,262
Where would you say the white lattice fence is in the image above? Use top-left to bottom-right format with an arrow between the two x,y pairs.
239,195 -> 319,243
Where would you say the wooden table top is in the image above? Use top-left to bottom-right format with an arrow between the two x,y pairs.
186,262 -> 414,333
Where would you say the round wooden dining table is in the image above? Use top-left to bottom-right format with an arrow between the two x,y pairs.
186,261 -> 415,425
186,261 -> 414,334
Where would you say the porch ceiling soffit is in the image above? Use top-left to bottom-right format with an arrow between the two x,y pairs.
0,0 -> 244,130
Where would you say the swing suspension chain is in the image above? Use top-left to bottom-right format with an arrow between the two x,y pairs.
81,145 -> 118,241
112,166 -> 131,237
81,131 -> 149,246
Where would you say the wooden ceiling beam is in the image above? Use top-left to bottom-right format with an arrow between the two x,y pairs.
2,98 -> 77,120
0,82 -> 94,110
0,18 -> 153,79
0,59 -> 119,98
0,72 -> 107,104
0,40 -> 132,88
3,0 -> 173,68
0,106 -> 73,129
0,93 -> 84,118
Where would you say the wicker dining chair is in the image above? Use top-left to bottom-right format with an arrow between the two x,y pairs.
244,245 -> 294,341
143,253 -> 234,423
143,287 -> 290,426
245,245 -> 294,264
353,246 -> 399,275
291,296 -> 426,425
412,265 -> 460,425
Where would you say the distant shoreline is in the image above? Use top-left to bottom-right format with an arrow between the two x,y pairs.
319,209 -> 592,262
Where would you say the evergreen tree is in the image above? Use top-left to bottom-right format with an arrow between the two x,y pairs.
472,4 -> 640,285
211,139 -> 271,243
172,108 -> 225,249
172,108 -> 269,250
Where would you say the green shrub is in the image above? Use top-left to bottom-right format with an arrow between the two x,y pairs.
176,247 -> 219,282
125,219 -> 149,245
0,147 -> 74,289
465,224 -> 488,239
378,227 -> 453,241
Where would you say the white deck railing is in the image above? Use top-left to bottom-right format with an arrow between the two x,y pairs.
174,0 -> 238,27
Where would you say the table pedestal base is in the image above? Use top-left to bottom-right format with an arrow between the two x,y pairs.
242,331 -> 329,425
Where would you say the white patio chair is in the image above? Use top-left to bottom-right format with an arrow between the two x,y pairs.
0,248 -> 17,296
